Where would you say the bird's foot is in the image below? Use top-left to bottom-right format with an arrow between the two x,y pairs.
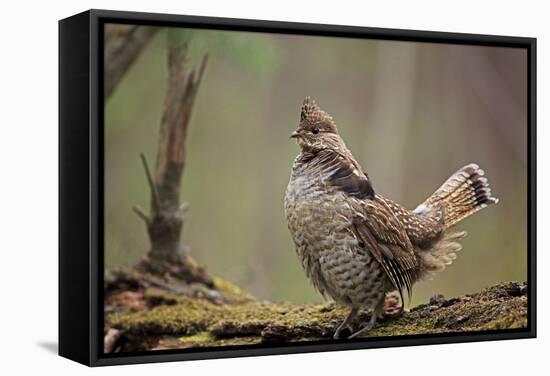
333,307 -> 359,339
348,298 -> 384,338
333,323 -> 355,339
348,320 -> 375,339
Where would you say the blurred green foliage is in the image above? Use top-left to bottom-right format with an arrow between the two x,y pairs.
105,26 -> 528,306
167,27 -> 278,75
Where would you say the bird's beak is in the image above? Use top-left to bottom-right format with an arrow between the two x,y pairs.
290,129 -> 300,139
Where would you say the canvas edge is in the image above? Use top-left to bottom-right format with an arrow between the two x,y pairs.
58,10 -> 93,366
57,8 -> 537,367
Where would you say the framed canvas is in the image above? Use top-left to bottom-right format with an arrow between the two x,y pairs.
59,9 -> 536,366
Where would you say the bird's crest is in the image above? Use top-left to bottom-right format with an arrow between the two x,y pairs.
300,97 -> 336,130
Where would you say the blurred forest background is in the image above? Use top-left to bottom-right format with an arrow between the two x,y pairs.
105,25 -> 527,306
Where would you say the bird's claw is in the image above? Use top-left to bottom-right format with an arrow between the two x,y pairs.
333,323 -> 354,339
347,322 -> 375,338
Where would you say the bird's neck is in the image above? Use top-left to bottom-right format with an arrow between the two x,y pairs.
294,147 -> 374,199
300,134 -> 355,161
295,146 -> 362,176
298,144 -> 362,172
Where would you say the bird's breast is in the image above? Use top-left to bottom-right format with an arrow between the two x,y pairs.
284,167 -> 388,307
284,169 -> 359,254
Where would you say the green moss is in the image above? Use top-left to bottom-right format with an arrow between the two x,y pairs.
179,331 -> 214,344
143,288 -> 180,305
212,275 -> 255,302
368,316 -> 439,337
176,332 -> 261,348
480,314 -> 527,330
109,297 -> 346,337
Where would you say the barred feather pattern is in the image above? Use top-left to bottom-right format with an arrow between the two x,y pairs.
414,163 -> 499,228
285,152 -> 390,309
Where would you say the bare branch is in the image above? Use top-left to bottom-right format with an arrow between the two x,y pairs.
153,49 -> 208,210
139,153 -> 161,213
132,206 -> 149,224
104,25 -> 159,98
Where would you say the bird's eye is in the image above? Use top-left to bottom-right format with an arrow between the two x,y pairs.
312,127 -> 320,134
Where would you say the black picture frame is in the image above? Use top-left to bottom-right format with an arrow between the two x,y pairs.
59,9 -> 537,367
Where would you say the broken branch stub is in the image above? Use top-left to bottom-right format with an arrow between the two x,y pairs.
134,44 -> 210,283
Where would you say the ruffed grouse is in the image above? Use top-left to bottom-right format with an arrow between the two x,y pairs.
284,97 -> 499,339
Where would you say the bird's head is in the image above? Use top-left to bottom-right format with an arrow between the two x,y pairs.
291,97 -> 342,153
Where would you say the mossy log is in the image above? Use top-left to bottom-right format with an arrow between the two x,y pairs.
105,280 -> 527,352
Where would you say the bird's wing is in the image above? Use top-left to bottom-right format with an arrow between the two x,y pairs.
351,196 -> 418,302
313,149 -> 374,200
382,194 -> 445,247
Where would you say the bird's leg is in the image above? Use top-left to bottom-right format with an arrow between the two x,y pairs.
333,307 -> 358,339
348,297 -> 385,338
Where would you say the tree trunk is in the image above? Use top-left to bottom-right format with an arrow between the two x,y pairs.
133,45 -> 210,284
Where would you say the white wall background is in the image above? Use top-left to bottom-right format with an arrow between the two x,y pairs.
0,0 -> 546,374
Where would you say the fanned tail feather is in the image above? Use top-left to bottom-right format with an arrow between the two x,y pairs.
413,163 -> 498,280
414,163 -> 499,228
